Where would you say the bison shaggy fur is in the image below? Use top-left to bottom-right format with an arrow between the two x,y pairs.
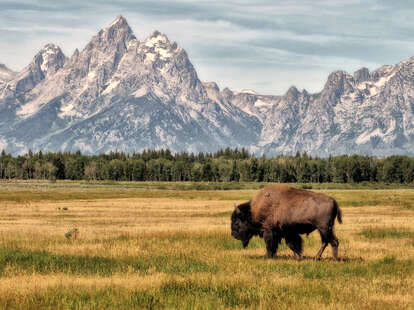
231,185 -> 342,260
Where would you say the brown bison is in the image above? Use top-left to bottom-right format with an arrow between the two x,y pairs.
231,185 -> 342,260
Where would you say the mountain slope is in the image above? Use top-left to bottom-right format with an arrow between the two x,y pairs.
1,16 -> 414,156
0,16 -> 261,154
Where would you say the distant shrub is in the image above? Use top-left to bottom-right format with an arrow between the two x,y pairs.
65,228 -> 79,240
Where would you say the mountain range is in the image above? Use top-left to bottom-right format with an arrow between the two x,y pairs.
1,16 -> 414,156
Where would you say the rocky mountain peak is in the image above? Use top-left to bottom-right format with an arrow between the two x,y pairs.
203,82 -> 220,92
35,43 -> 66,76
84,16 -> 135,54
221,87 -> 234,100
101,15 -> 135,42
108,15 -> 128,28
5,43 -> 67,94
286,86 -> 300,100
354,67 -> 370,84
0,64 -> 16,82
321,70 -> 354,103
142,31 -> 177,57
70,48 -> 80,61
0,64 -> 11,71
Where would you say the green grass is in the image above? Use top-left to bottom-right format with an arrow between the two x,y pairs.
359,227 -> 414,239
0,248 -> 218,276
257,256 -> 412,280
0,283 -> 261,310
0,261 -> 410,310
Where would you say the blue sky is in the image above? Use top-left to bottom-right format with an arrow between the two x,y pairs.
1,0 -> 414,94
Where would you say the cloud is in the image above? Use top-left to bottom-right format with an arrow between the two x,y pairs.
1,0 -> 414,94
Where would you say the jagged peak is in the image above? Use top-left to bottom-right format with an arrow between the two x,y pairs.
354,67 -> 370,84
203,82 -> 220,92
34,43 -> 64,59
324,70 -> 354,88
0,63 -> 16,81
108,15 -> 128,28
42,43 -> 61,51
0,63 -> 13,72
140,30 -> 179,61
286,86 -> 300,98
144,30 -> 171,47
31,43 -> 66,74
97,15 -> 135,44
327,70 -> 352,79
221,87 -> 233,95
321,70 -> 355,103
104,15 -> 132,33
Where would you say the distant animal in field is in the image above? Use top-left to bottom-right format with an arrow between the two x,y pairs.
231,185 -> 342,260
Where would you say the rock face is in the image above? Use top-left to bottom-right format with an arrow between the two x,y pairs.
1,15 -> 414,156
229,58 -> 414,156
0,64 -> 16,85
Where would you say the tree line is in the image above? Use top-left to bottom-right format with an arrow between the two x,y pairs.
0,148 -> 413,183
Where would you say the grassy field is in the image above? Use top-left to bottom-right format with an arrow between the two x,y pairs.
0,180 -> 413,309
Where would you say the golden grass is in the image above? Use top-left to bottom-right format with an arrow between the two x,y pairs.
0,182 -> 413,309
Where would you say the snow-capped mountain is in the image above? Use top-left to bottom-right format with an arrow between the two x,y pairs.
1,15 -> 414,156
227,60 -> 414,156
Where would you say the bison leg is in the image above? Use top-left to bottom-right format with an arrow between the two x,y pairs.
316,227 -> 340,261
263,229 -> 280,258
315,242 -> 328,260
315,229 -> 330,260
285,234 -> 303,260
329,233 -> 340,261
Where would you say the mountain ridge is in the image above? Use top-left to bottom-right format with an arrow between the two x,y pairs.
1,16 -> 414,156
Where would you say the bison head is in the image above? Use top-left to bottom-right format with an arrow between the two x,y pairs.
231,201 -> 257,248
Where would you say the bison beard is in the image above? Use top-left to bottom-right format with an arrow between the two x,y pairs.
230,185 -> 342,260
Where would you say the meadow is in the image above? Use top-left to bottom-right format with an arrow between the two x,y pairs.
0,180 -> 413,309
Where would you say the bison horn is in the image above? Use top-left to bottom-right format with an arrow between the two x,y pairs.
235,207 -> 241,214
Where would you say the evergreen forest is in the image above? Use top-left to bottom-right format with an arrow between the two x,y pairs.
1,148 -> 413,184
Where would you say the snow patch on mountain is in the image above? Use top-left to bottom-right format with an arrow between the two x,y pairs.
145,33 -> 168,47
356,129 -> 384,145
255,99 -> 270,107
59,103 -> 77,118
133,87 -> 148,98
239,89 -> 257,95
102,80 -> 120,95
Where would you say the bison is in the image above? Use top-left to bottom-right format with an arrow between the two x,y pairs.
231,185 -> 342,260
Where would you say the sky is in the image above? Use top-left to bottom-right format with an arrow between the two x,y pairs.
1,0 -> 414,95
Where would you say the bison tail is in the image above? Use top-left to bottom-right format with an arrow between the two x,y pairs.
334,200 -> 343,224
